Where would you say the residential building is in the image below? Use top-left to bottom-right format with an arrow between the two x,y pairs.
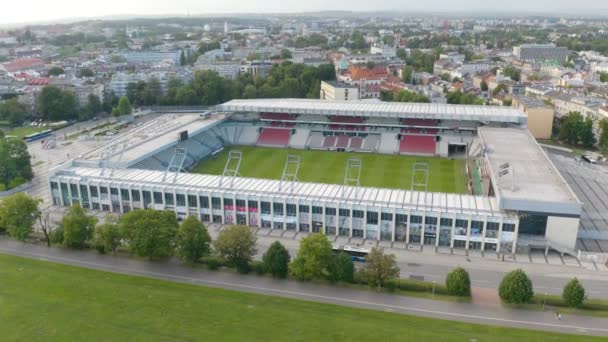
320,81 -> 359,101
513,44 -> 568,64
110,72 -> 168,97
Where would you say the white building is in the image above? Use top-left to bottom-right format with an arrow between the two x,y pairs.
110,72 -> 168,97
320,81 -> 359,101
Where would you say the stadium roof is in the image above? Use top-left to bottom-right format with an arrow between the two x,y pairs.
219,99 -> 527,124
80,113 -> 227,167
51,166 -> 512,219
478,127 -> 581,216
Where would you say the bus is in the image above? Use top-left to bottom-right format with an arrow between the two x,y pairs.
23,129 -> 53,142
332,244 -> 370,262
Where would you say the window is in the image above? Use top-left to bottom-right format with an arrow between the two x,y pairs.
381,212 -> 393,221
200,196 -> 210,208
131,190 -> 141,202
366,211 -> 378,225
396,214 -> 407,225
298,205 -> 309,213
339,209 -> 350,217
325,207 -> 336,216
120,189 -> 130,201
224,198 -> 233,206
188,195 -> 197,207
248,200 -> 257,209
79,185 -> 89,201
440,218 -> 453,227
286,204 -> 296,216
153,192 -> 163,204
89,186 -> 98,197
176,194 -> 186,207
312,206 -> 323,215
69,184 -> 78,197
143,191 -> 152,204
261,202 -> 271,214
503,223 -> 515,232
236,199 -> 246,208
211,197 -> 221,209
51,182 -> 58,190
273,202 -> 283,215
352,210 -> 364,218
164,193 -> 174,206
110,188 -> 118,196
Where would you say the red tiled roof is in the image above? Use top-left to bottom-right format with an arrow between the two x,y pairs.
1,58 -> 45,73
348,65 -> 389,81
28,78 -> 50,85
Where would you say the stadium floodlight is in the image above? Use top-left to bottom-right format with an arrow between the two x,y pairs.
411,162 -> 429,192
499,163 -> 510,170
280,154 -> 301,192
163,147 -> 187,183
220,150 -> 242,187
497,163 -> 515,191
343,158 -> 362,197
498,168 -> 510,177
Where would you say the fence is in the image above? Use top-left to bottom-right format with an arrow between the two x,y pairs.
578,250 -> 608,265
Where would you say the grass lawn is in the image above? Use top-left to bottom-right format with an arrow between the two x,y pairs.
192,146 -> 468,194
0,254 -> 600,341
5,126 -> 47,139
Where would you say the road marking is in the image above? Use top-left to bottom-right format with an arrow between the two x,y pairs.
1,247 -> 607,335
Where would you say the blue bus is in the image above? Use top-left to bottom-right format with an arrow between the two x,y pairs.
332,245 -> 370,262
23,129 -> 53,142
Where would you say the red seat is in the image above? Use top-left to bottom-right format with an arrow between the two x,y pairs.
323,136 -> 337,148
336,135 -> 349,148
400,135 -> 436,155
257,128 -> 291,147
349,137 -> 363,149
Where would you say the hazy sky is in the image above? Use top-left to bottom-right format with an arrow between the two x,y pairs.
1,0 -> 607,25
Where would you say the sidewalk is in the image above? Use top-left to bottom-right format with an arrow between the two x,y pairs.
0,238 -> 606,337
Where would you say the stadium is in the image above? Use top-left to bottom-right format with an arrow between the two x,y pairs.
48,99 -> 582,256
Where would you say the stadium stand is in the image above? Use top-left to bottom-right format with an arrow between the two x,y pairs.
323,136 -> 337,148
400,135 -> 436,155
349,136 -> 363,150
336,135 -> 349,149
362,134 -> 380,151
236,126 -> 260,145
330,116 -> 364,123
261,113 -> 295,121
308,131 -> 324,149
401,118 -> 438,126
288,129 -> 311,149
366,117 -> 400,125
297,114 -> 329,122
257,128 -> 291,147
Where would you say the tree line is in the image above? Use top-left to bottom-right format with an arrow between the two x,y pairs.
0,134 -> 32,190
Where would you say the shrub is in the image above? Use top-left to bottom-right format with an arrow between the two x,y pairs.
327,252 -> 355,283
7,176 -> 26,189
201,256 -> 224,270
50,225 -> 64,245
445,267 -> 471,297
562,278 -> 585,308
250,260 -> 267,275
262,241 -> 290,278
499,269 -> 534,304
214,225 -> 257,273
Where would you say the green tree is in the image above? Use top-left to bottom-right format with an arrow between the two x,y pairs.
94,215 -> 122,255
0,193 -> 41,241
117,96 -> 132,116
37,86 -> 78,121
79,68 -> 95,78
598,119 -> 608,155
580,116 -> 596,148
359,247 -> 400,289
401,66 -> 414,84
600,72 -> 608,83
120,209 -> 178,259
262,241 -> 291,278
0,98 -> 28,126
396,47 -> 407,61
214,225 -> 257,273
280,49 -> 292,59
502,66 -> 521,82
62,205 -> 97,249
558,112 -> 583,145
0,137 -> 33,189
327,252 -> 355,283
47,66 -> 65,76
180,50 -> 186,66
498,269 -> 534,304
289,233 -> 333,281
175,216 -> 211,264
562,278 -> 585,308
445,267 -> 471,297
81,94 -> 102,120
480,80 -> 489,92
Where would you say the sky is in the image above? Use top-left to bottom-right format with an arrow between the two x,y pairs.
1,0 -> 607,26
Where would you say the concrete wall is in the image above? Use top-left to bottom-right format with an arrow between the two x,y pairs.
545,215 -> 579,250
525,107 -> 554,140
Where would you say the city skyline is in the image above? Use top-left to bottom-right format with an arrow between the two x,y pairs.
2,0 -> 608,26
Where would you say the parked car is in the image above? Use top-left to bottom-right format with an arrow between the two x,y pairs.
582,155 -> 597,164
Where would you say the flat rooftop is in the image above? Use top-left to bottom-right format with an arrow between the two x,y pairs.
79,113 -> 227,167
478,127 -> 581,215
219,99 -> 528,124
50,167 -> 511,219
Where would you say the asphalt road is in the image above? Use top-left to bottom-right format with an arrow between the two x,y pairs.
1,239 -> 607,337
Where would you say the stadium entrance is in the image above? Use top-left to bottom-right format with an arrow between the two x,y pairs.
448,143 -> 467,158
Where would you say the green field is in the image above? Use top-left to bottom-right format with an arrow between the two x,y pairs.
3,126 -> 47,139
192,146 -> 468,193
0,253 -> 599,341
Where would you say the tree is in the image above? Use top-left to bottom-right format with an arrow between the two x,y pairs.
47,66 -> 65,76
558,112 -> 583,145
580,116 -> 596,148
180,50 -> 186,66
289,233 -> 333,280
0,137 -> 33,189
445,267 -> 471,297
599,119 -> 608,155
562,278 -> 585,308
62,205 -> 97,249
79,68 -> 95,78
0,193 -> 41,241
0,98 -> 28,126
502,66 -> 521,82
117,96 -> 132,116
38,211 -> 53,247
359,247 -> 400,289
120,209 -> 178,259
480,80 -> 488,91
81,94 -> 101,120
94,215 -> 122,255
262,241 -> 291,278
600,72 -> 608,83
280,49 -> 292,59
214,225 -> 257,272
498,269 -> 534,304
327,252 -> 355,283
175,216 -> 211,264
401,66 -> 414,84
37,86 -> 78,121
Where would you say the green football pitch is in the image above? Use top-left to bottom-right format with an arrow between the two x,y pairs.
192,146 -> 468,194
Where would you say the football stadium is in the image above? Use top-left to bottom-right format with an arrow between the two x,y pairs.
48,99 -> 582,255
